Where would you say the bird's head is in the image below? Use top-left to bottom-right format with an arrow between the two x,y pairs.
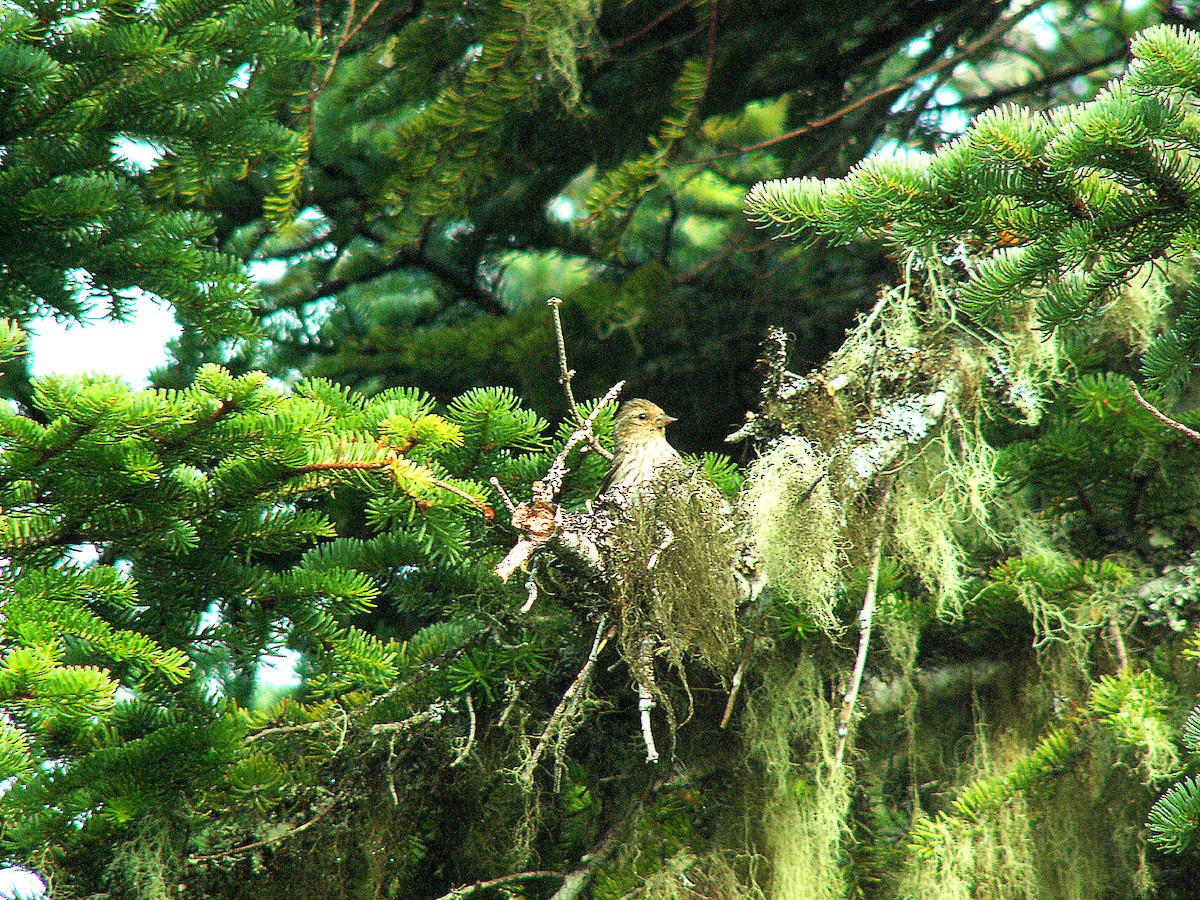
613,399 -> 677,448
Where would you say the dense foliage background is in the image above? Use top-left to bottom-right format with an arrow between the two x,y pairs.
11,1 -> 1200,899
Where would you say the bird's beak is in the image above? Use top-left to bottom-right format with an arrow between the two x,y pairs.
659,414 -> 678,426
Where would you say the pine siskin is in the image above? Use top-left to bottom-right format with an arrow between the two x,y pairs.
597,398 -> 741,678
599,399 -> 682,497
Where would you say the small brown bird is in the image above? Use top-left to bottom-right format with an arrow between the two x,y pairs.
601,399 -> 682,495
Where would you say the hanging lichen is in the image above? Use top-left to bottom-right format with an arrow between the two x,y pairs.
744,657 -> 850,900
743,436 -> 843,634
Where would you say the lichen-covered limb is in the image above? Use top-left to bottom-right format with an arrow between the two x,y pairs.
842,384 -> 952,491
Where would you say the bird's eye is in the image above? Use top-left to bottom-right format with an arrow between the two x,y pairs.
637,413 -> 648,420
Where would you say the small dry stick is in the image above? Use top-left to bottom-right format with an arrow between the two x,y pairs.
430,870 -> 564,900
520,566 -> 540,614
541,379 -> 625,500
637,636 -> 661,764
517,617 -> 614,785
1130,382 -> 1200,443
1108,612 -> 1130,672
720,635 -> 757,729
548,297 -> 614,462
489,476 -> 518,513
494,381 -> 624,582
646,526 -> 674,570
450,693 -> 477,768
386,735 -> 400,807
835,527 -> 885,767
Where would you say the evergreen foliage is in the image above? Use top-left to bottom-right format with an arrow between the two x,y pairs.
0,0 -> 314,341
199,0 -> 1152,451
15,2 -> 1200,900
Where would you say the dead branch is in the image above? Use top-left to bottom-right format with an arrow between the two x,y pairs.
494,380 -> 624,584
549,297 -> 614,461
450,693 -> 477,768
1130,382 -> 1200,443
429,871 -> 563,900
517,617 -> 615,786
836,523 -> 886,767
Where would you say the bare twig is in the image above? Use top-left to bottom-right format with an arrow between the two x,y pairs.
699,0 -> 1055,164
188,797 -> 339,863
518,617 -> 614,785
835,526 -> 886,767
541,381 -> 625,500
646,526 -> 674,570
549,298 -> 580,421
637,684 -> 660,764
1130,382 -> 1200,443
520,566 -> 540,613
1108,612 -> 1130,673
430,870 -> 564,900
548,297 -> 614,462
604,0 -> 691,52
387,735 -> 400,806
450,693 -> 477,768
495,681 -> 521,731
495,381 -> 624,582
720,632 -> 759,729
637,636 -> 661,764
489,476 -> 518,513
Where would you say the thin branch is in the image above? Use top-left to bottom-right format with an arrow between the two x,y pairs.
429,871 -> 564,900
549,297 -> 613,461
835,525 -> 886,768
539,381 -> 626,502
702,0 -> 1056,163
1108,612 -> 1130,672
450,693 -> 477,768
1130,382 -> 1200,443
926,50 -> 1129,113
520,566 -> 540,614
489,476 -> 518,513
187,797 -> 339,863
517,617 -> 614,785
637,672 -> 660,764
549,297 -> 581,419
604,0 -> 692,52
720,625 -> 761,729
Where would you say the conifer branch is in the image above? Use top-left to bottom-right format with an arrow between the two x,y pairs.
299,459 -> 493,518
709,0 -> 1055,161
